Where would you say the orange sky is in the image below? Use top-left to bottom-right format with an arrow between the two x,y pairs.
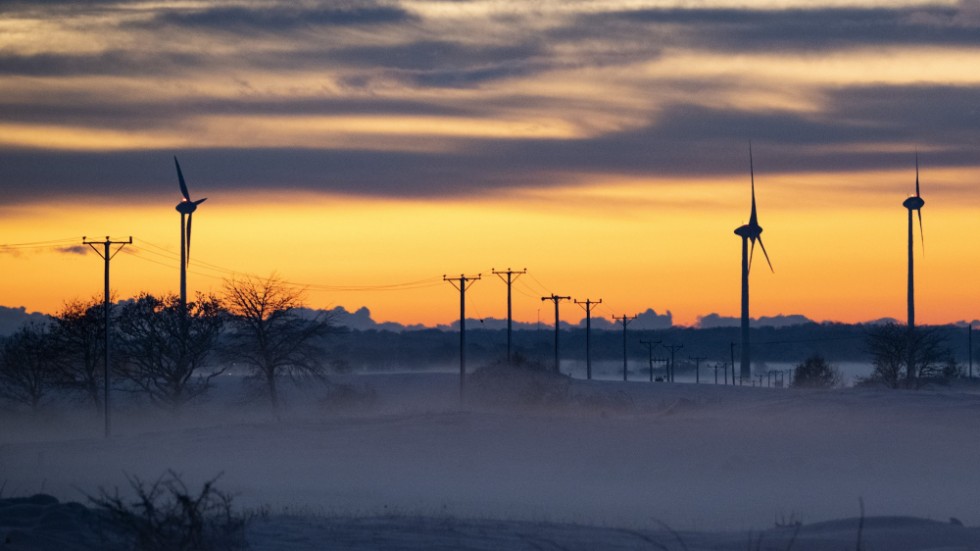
2,165 -> 978,327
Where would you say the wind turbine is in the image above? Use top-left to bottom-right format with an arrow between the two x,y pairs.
903,153 -> 925,328
174,156 -> 206,310
733,145 -> 773,383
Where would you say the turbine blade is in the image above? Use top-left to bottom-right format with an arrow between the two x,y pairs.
917,209 -> 924,255
175,156 -> 191,201
186,213 -> 193,267
915,150 -> 920,198
194,197 -> 208,206
758,236 -> 774,273
749,143 -> 758,227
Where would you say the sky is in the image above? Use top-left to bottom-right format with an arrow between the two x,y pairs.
1,0 -> 979,327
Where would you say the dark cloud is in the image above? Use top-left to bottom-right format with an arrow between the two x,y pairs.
146,4 -> 414,32
55,245 -> 89,255
2,82 -> 980,204
0,51 -> 203,78
589,6 -> 980,51
0,96 -> 475,128
327,40 -> 551,88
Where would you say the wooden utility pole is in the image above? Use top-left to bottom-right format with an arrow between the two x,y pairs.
689,356 -> 707,384
730,342 -> 737,386
541,294 -> 571,373
639,339 -> 661,382
574,298 -> 602,380
83,235 -> 131,438
444,274 -> 481,402
492,268 -> 526,362
662,343 -> 684,383
613,314 -> 637,381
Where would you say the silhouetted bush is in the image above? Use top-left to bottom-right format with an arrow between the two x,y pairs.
89,471 -> 246,551
114,293 -> 225,408
470,355 -> 570,408
865,323 -> 949,388
0,322 -> 62,411
50,296 -> 106,407
791,354 -> 841,389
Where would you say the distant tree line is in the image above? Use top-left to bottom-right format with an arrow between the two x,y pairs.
0,275 -> 336,413
3,286 -> 973,412
322,321 -> 974,375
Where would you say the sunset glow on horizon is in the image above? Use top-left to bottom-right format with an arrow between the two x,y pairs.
2,0 -> 979,328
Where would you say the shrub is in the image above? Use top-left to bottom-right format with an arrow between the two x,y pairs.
791,355 -> 841,389
88,471 -> 246,551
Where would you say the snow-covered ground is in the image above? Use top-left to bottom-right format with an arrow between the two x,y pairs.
3,369 -> 980,549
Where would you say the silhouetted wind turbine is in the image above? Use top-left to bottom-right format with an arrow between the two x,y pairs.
903,153 -> 925,328
733,145 -> 773,382
174,156 -> 206,310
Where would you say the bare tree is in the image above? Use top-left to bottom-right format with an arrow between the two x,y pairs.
50,296 -> 106,407
0,322 -> 63,411
865,322 -> 948,388
115,293 -> 225,408
223,275 -> 334,409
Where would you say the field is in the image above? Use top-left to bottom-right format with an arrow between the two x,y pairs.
3,369 -> 980,549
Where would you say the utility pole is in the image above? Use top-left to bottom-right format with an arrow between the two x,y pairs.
689,356 -> 707,384
613,314 -> 637,381
444,274 -> 481,402
639,339 -> 661,382
713,362 -> 720,384
662,343 -> 684,383
492,267 -> 526,362
969,323 -> 973,379
541,294 -> 571,374
83,235 -> 131,438
653,357 -> 668,381
730,342 -> 737,386
575,298 -> 602,380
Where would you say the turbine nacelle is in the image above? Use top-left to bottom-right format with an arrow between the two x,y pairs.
902,196 -> 924,210
176,197 -> 207,214
734,224 -> 762,239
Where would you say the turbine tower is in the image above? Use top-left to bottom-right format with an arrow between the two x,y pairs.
733,145 -> 773,382
174,157 -> 207,310
903,154 -> 925,328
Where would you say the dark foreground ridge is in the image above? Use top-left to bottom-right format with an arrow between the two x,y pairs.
3,494 -> 979,551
